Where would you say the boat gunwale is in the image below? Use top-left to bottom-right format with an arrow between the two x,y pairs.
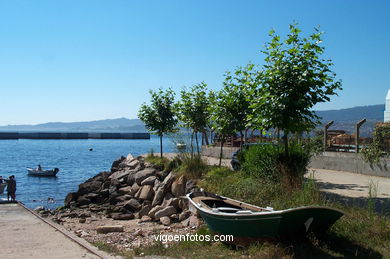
187,192 -> 343,217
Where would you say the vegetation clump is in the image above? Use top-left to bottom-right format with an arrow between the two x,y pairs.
362,122 -> 390,164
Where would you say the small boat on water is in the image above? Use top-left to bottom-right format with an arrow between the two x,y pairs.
187,191 -> 343,243
0,183 -> 7,194
176,143 -> 187,150
27,167 -> 60,177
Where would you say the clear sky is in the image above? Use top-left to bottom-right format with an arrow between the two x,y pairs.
0,0 -> 389,125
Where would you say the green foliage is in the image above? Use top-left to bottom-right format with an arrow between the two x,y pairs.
221,64 -> 259,137
362,123 -> 390,164
241,142 -> 310,184
144,154 -> 170,171
302,131 -> 323,155
178,82 -> 213,153
249,23 -> 342,154
199,168 -> 323,210
176,153 -> 209,179
138,88 -> 178,157
242,144 -> 281,182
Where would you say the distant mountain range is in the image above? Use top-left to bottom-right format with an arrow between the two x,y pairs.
0,104 -> 385,136
0,117 -> 146,132
315,104 -> 385,136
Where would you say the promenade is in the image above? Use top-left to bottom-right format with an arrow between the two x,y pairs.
0,202 -> 112,259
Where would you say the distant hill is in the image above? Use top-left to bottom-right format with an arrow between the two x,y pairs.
315,104 -> 385,136
0,104 -> 385,136
0,118 -> 147,132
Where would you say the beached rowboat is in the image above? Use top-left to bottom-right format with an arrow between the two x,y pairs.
187,191 -> 343,242
27,167 -> 59,177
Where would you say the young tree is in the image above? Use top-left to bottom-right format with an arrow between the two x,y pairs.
222,63 -> 259,146
138,88 -> 178,157
209,90 -> 238,167
250,24 -> 342,156
178,82 -> 212,154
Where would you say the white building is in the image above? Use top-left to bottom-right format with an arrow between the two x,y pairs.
385,89 -> 390,122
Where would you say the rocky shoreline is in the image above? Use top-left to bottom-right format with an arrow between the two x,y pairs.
36,154 -> 202,251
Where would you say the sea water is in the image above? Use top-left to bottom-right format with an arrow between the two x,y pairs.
0,136 -> 175,209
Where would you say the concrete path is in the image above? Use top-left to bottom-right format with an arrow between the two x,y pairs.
308,168 -> 390,198
308,168 -> 390,213
0,203 -> 112,259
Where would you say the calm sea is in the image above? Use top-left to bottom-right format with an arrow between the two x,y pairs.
0,136 -> 175,209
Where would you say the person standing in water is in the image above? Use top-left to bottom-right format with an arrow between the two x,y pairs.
5,175 -> 16,201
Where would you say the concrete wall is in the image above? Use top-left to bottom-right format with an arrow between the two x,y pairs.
309,152 -> 390,177
0,132 -> 19,139
201,146 -> 239,159
0,132 -> 150,139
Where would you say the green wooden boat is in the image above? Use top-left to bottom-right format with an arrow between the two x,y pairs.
187,191 -> 343,242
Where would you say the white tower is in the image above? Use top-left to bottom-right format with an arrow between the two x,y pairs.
385,90 -> 390,122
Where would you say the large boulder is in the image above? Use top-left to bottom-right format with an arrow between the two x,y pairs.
162,172 -> 175,189
129,183 -> 140,196
136,185 -> 154,201
148,205 -> 164,218
171,175 -> 186,197
151,187 -> 165,207
64,192 -> 78,206
154,206 -> 176,219
109,170 -> 131,180
160,216 -> 171,226
118,186 -> 132,195
76,195 -> 91,206
111,156 -> 126,172
78,181 -> 102,195
141,176 -> 156,186
139,205 -> 152,218
96,225 -> 124,234
123,198 -> 141,211
111,213 -> 134,220
134,169 -> 156,185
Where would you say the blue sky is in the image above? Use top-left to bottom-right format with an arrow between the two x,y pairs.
0,0 -> 389,125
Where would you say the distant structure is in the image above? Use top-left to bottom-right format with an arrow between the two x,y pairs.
385,89 -> 390,122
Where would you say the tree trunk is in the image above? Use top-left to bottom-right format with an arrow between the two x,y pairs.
204,130 -> 209,145
195,131 -> 200,154
190,132 -> 194,156
240,131 -> 244,148
283,132 -> 289,157
160,135 -> 163,158
219,139 -> 224,167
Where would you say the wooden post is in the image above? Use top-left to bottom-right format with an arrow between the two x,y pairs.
355,118 -> 366,153
324,121 -> 334,152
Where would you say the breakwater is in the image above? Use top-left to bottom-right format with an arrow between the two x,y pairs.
0,132 -> 150,140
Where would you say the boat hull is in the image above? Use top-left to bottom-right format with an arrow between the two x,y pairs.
188,191 -> 343,241
27,168 -> 59,177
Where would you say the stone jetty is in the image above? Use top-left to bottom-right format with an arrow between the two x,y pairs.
53,154 -> 200,228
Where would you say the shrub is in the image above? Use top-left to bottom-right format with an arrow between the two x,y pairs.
145,154 -> 169,171
199,168 -> 324,209
176,153 -> 209,179
241,142 -> 310,185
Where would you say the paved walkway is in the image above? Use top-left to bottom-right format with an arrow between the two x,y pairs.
308,168 -> 390,198
0,203 -> 112,259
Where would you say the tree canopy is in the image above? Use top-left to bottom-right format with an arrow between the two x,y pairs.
250,24 -> 342,154
178,82 -> 212,153
138,88 -> 178,157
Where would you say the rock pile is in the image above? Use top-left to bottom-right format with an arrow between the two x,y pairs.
62,154 -> 199,226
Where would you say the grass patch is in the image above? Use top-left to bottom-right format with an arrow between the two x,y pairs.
144,153 -> 170,171
175,153 -> 209,179
136,152 -> 390,258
